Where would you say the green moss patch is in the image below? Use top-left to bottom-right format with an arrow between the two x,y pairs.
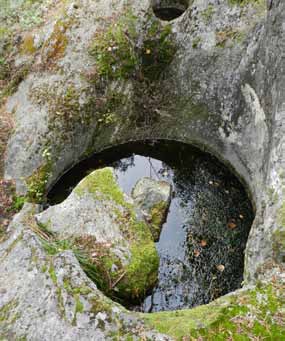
0,179 -> 25,242
89,10 -> 176,82
75,168 -> 127,208
37,168 -> 160,304
0,299 -> 19,324
75,168 -> 160,303
143,282 -> 285,340
149,201 -> 168,241
26,161 -> 52,203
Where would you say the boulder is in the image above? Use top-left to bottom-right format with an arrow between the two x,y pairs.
36,168 -> 171,303
0,203 -> 170,340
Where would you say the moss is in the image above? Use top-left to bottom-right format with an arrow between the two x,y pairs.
216,28 -> 246,48
116,240 -> 159,302
89,11 -> 138,80
75,168 -> 127,208
89,9 -> 176,82
41,264 -> 47,273
0,0 -> 48,30
75,295 -> 84,313
176,98 -> 210,122
26,161 -> 52,203
201,4 -> 214,23
277,202 -> 285,227
142,299 -> 227,338
0,300 -> 19,324
149,201 -> 168,240
228,0 -> 265,7
29,82 -> 99,159
141,20 -> 176,81
51,168 -> 159,303
21,34 -> 36,55
72,294 -> 84,325
41,18 -> 71,65
89,294 -> 113,316
1,63 -> 31,101
63,277 -> 92,296
10,195 -> 25,212
143,282 -> 285,340
192,36 -> 201,49
0,232 -> 23,262
49,263 -> 57,284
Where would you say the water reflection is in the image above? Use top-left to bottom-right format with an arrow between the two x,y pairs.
47,140 -> 254,312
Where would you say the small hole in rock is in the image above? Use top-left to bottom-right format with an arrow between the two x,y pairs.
151,0 -> 189,21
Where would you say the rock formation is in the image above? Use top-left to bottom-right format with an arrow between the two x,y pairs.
1,0 -> 285,339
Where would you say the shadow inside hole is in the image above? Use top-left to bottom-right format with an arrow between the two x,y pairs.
151,0 -> 189,21
47,140 -> 254,312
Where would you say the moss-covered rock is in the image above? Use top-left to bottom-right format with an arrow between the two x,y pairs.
36,167 -> 161,304
131,177 -> 172,241
143,281 -> 285,340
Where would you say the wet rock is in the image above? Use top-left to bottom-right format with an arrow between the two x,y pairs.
132,177 -> 172,241
36,167 -> 160,304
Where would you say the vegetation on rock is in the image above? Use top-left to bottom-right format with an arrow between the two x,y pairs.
143,281 -> 285,340
37,168 -> 160,304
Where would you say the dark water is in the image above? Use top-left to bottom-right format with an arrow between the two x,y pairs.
47,140 -> 254,312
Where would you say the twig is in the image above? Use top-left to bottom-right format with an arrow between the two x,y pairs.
111,270 -> 127,289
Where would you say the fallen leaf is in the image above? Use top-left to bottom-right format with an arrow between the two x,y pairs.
228,221 -> 237,229
216,264 -> 225,272
193,249 -> 200,257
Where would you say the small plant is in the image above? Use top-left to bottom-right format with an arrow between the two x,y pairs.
89,11 -> 138,80
10,196 -> 25,212
26,161 -> 52,203
89,10 -> 176,82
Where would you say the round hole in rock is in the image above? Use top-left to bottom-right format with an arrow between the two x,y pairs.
151,0 -> 189,21
47,140 -> 254,312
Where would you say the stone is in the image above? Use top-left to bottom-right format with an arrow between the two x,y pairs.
0,204 -> 170,340
36,167 -> 161,303
131,177 -> 172,241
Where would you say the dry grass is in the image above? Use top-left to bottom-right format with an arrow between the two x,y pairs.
0,103 -> 14,177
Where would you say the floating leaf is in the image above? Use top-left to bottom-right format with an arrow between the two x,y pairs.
228,221 -> 237,229
193,249 -> 200,257
216,264 -> 225,272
